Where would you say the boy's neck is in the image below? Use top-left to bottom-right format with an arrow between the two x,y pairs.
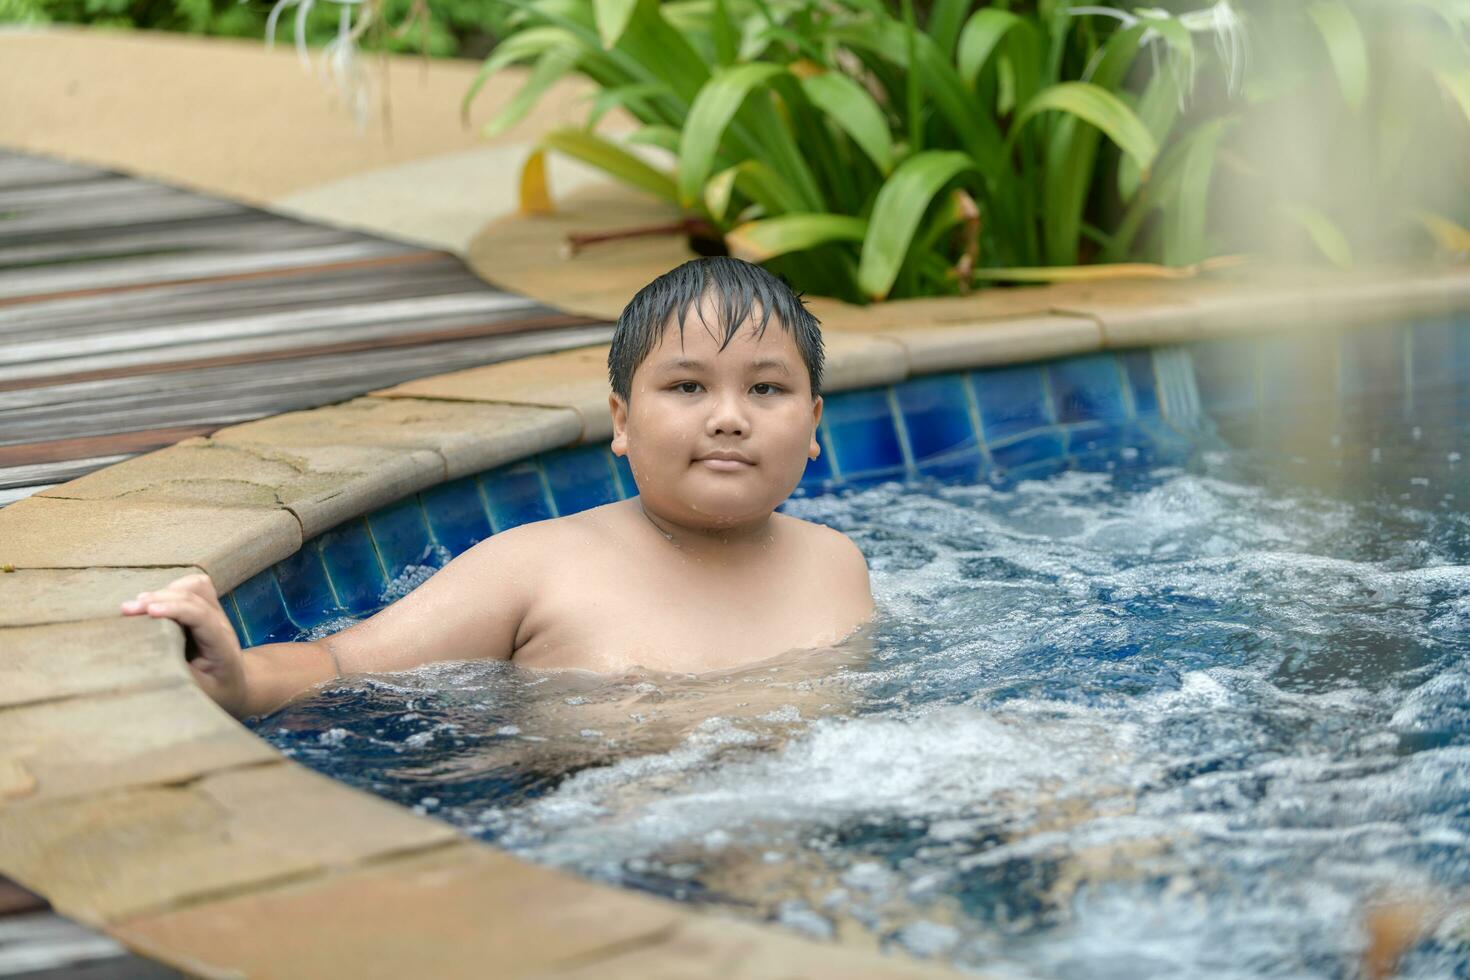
635,498 -> 776,556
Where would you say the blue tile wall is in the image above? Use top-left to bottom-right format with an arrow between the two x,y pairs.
222,592 -> 248,648
822,389 -> 906,479
421,477 -> 493,557
234,323 -> 1470,648
273,544 -> 339,631
541,446 -> 624,516
893,375 -> 981,471
970,364 -> 1054,443
232,567 -> 295,646
367,496 -> 437,580
316,519 -> 387,615
480,463 -> 555,531
1049,354 -> 1131,424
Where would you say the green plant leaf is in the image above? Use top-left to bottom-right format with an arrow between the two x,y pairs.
799,71 -> 896,175
711,0 -> 739,66
956,9 -> 1035,92
594,0 -> 638,48
726,213 -> 868,262
705,164 -> 741,221
1161,118 -> 1232,266
926,0 -> 973,58
858,150 -> 978,300
539,127 -> 679,202
1307,0 -> 1369,110
482,45 -> 582,138
626,125 -> 682,153
1283,203 -> 1354,268
1118,68 -> 1181,201
1013,82 -> 1158,177
731,159 -> 810,216
678,62 -> 785,207
462,26 -> 579,123
583,81 -> 668,129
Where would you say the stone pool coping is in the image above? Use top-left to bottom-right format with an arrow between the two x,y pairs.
2,262 -> 1467,977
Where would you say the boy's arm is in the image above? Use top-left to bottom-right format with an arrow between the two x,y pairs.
122,524 -> 542,720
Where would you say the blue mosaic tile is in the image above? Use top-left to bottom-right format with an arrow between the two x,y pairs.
272,543 -> 339,631
611,452 -> 638,498
1192,338 -> 1259,416
222,592 -> 248,647
987,430 -> 1068,471
231,567 -> 295,646
542,446 -> 623,515
480,462 -> 555,531
1338,324 -> 1407,400
894,374 -> 980,467
367,496 -> 437,581
1049,354 -> 1130,424
990,455 -> 1070,488
1066,421 -> 1135,456
421,477 -> 493,557
1134,416 -> 1198,465
1409,315 -> 1468,392
970,365 -> 1054,444
822,389 -> 906,478
317,518 -> 387,614
1259,332 -> 1335,407
1122,351 -> 1160,416
797,429 -> 837,491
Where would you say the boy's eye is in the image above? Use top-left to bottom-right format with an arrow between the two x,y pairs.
675,381 -> 702,394
751,383 -> 782,395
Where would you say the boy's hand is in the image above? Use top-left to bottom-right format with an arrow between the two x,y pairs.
120,573 -> 247,718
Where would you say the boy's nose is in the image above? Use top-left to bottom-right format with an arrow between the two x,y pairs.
706,394 -> 749,437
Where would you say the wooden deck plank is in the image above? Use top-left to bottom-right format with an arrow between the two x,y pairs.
0,150 -> 608,495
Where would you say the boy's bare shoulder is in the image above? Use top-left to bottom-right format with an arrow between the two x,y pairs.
774,512 -> 868,569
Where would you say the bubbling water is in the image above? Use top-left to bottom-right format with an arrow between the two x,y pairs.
257,452 -> 1470,978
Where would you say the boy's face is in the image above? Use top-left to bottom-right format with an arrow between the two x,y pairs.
610,297 -> 823,530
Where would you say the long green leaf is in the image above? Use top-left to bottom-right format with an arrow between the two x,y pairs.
731,159 -> 810,216
1284,203 -> 1354,268
583,81 -> 667,130
926,0 -> 972,58
799,71 -> 896,175
1118,68 -> 1181,201
1013,83 -> 1158,177
727,213 -> 868,262
462,26 -> 580,122
1307,0 -> 1369,110
1162,118 -> 1231,266
594,0 -> 638,48
678,63 -> 785,207
955,9 -> 1036,92
858,150 -> 978,300
710,0 -> 739,66
540,128 -> 678,202
483,46 -> 582,138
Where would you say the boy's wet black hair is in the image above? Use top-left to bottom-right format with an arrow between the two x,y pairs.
608,256 -> 824,401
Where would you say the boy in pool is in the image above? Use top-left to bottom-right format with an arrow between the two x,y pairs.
120,257 -> 876,720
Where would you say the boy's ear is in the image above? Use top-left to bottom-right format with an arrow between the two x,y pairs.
809,395 -> 824,459
609,393 -> 629,457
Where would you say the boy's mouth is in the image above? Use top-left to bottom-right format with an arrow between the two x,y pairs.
695,450 -> 755,470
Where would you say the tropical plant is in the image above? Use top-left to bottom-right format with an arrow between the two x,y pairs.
466,0 -> 1254,302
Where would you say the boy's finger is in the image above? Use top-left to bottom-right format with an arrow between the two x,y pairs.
172,573 -> 217,599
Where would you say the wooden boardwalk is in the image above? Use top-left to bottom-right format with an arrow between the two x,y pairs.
0,149 -> 614,505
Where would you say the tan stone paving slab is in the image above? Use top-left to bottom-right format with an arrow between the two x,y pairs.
0,684 -> 274,806
822,332 -> 909,393
211,397 -> 582,482
39,438 -> 445,540
0,565 -> 201,628
877,315 -> 1104,376
0,761 -> 458,925
0,616 -> 190,709
537,915 -> 960,979
0,497 -> 299,592
372,346 -> 615,443
111,842 -> 692,978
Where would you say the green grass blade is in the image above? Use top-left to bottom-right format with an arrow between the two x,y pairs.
462,26 -> 581,123
584,81 -> 668,130
541,127 -> 679,202
626,125 -> 682,153
955,9 -> 1032,90
711,0 -> 739,66
482,45 -> 582,138
727,213 -> 867,261
799,71 -> 896,175
1161,118 -> 1231,266
1307,0 -> 1369,110
678,63 -> 785,207
1118,69 -> 1181,201
858,150 -> 978,300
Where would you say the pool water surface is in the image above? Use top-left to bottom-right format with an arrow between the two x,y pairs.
254,390 -> 1470,977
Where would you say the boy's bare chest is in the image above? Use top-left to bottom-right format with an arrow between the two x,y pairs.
510,545 -> 842,673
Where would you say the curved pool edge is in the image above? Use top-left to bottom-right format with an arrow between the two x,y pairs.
1,267 -> 1466,978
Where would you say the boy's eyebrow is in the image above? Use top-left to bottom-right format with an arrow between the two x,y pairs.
653,357 -> 793,375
